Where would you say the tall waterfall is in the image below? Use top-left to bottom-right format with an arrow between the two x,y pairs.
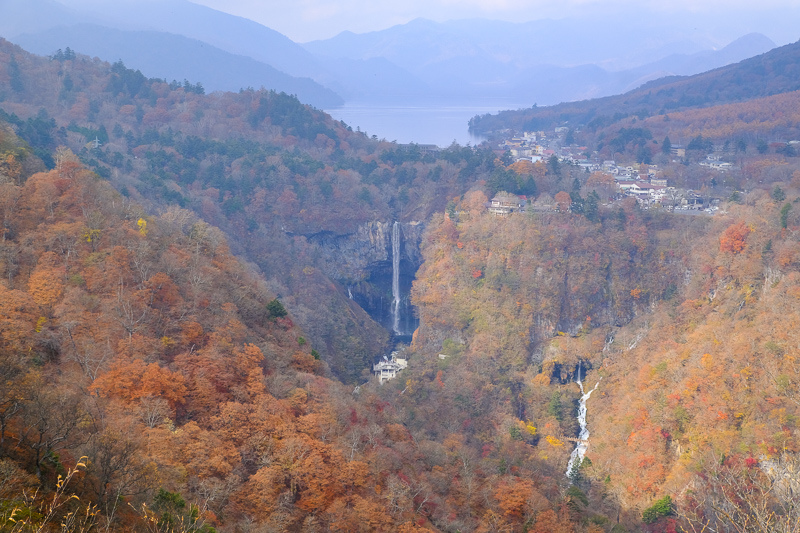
566,363 -> 601,478
391,221 -> 401,335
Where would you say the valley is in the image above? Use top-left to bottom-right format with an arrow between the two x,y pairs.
0,12 -> 799,533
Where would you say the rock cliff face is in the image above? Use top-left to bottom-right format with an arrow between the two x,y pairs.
304,220 -> 425,336
306,221 -> 424,280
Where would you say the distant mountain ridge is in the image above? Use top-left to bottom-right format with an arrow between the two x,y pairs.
469,38 -> 800,136
0,0 -> 84,37
56,0 -> 330,82
304,17 -> 777,105
304,17 -> 718,70
617,33 -> 779,91
12,24 -> 343,108
0,0 -> 343,108
0,0 -> 784,110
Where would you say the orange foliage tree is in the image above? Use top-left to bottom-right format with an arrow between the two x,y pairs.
719,221 -> 751,254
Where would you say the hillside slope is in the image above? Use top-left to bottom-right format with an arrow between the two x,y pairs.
1,0 -> 343,107
406,186 -> 800,530
3,25 -> 800,532
12,24 -> 342,108
0,119 -> 583,533
470,38 -> 800,136
0,38 -> 504,381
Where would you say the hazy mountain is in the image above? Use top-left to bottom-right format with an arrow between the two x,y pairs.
303,17 -> 718,72
0,0 -> 84,37
0,0 -> 783,109
618,32 -> 778,91
55,0 -> 331,82
504,33 -> 778,105
0,0 -> 344,107
12,24 -> 343,108
304,17 -> 778,105
469,38 -> 800,136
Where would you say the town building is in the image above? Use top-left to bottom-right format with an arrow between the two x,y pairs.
699,154 -> 733,171
488,192 -> 526,216
670,145 -> 686,157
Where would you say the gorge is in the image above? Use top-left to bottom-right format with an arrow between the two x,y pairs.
304,219 -> 422,343
566,363 -> 601,478
2,32 -> 800,532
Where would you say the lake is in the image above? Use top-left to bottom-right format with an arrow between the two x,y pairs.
325,100 -> 531,148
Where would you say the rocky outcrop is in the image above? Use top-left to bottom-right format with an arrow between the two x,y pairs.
303,220 -> 425,337
305,220 -> 424,282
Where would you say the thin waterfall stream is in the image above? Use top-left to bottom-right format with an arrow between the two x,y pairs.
391,221 -> 401,335
566,364 -> 601,478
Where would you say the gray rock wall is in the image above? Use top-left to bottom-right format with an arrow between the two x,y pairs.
302,220 -> 425,336
305,220 -> 424,283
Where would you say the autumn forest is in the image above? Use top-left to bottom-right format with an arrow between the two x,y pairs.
1,35 -> 800,533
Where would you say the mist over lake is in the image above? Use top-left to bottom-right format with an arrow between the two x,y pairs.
325,100 -> 531,147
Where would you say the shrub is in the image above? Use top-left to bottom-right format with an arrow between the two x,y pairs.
266,298 -> 288,319
642,495 -> 673,523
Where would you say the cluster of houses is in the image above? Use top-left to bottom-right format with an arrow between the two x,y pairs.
487,181 -> 717,216
615,168 -> 669,206
490,127 -> 737,215
504,129 -> 742,178
501,131 -> 554,162
486,155 -> 723,216
504,128 -> 799,181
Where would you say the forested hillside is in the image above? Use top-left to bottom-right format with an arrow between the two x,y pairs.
469,83 -> 800,184
0,140 -> 341,530
3,30 -> 800,533
406,184 -> 800,531
0,122 -> 592,532
0,38 -> 500,381
469,39 -> 800,138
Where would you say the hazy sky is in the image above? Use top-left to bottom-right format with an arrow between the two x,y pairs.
188,0 -> 800,43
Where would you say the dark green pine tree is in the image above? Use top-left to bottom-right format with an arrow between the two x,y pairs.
585,191 -> 600,222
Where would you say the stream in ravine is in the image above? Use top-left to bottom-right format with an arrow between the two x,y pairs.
566,364 -> 601,478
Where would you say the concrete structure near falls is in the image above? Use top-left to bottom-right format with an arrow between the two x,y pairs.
373,352 -> 408,383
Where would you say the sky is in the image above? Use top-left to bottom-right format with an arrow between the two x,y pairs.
188,0 -> 800,43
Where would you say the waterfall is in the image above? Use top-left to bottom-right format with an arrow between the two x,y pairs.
566,363 -> 601,478
348,286 -> 353,300
391,221 -> 401,335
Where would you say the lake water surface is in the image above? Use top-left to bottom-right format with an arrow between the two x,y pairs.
325,100 -> 531,148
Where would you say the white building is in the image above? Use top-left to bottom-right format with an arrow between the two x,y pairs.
700,154 -> 733,172
373,352 -> 408,383
624,183 -> 667,204
488,192 -> 526,216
